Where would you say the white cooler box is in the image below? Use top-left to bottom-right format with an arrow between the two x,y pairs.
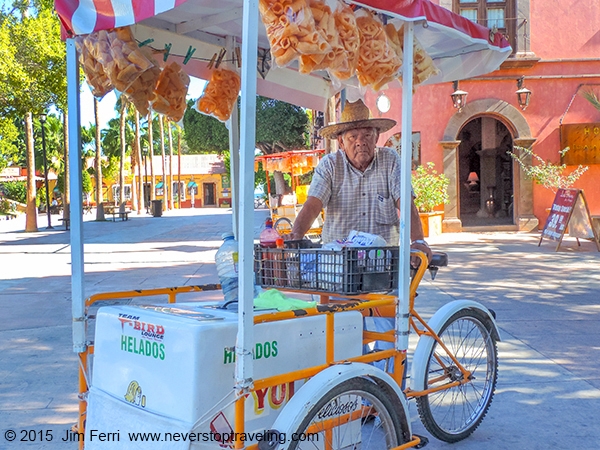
86,302 -> 363,449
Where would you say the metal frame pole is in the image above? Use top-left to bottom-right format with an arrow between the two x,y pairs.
66,38 -> 86,353
397,21 -> 415,352
236,0 -> 259,389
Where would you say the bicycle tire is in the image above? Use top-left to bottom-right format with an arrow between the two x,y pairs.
289,377 -> 409,450
415,308 -> 498,443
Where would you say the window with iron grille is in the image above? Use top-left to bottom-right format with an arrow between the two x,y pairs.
453,0 -> 516,54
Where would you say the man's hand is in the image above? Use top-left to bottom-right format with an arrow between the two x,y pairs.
410,240 -> 432,267
282,231 -> 303,241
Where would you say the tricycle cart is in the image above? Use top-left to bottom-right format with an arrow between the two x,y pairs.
56,0 -> 511,448
255,149 -> 325,239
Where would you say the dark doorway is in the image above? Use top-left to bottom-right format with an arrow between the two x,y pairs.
458,117 -> 514,227
203,183 -> 216,206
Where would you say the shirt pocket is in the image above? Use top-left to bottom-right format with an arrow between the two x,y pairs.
375,196 -> 399,225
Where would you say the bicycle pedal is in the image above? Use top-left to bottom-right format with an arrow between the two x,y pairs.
413,434 -> 429,448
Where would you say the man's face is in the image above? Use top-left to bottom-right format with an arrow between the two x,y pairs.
338,127 -> 379,171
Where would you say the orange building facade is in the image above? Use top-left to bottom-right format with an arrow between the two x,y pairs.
367,0 -> 600,232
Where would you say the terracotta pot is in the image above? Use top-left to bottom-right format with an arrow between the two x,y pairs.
419,211 -> 444,237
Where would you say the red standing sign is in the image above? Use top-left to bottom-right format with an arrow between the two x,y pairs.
539,188 -> 600,251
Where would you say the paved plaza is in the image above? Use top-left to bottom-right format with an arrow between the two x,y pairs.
1,208 -> 599,449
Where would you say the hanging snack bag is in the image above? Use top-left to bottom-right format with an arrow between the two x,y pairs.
196,65 -> 241,122
76,36 -> 113,99
258,0 -> 331,69
355,10 -> 402,90
304,0 -> 346,74
124,46 -> 162,117
152,61 -> 191,122
329,0 -> 360,80
87,26 -> 155,94
389,24 -> 440,87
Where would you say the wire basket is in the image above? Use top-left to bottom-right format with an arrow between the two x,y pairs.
254,244 -> 399,294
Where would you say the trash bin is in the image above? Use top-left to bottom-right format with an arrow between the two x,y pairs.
151,200 -> 163,217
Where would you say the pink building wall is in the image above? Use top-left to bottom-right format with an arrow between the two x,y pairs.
366,0 -> 600,229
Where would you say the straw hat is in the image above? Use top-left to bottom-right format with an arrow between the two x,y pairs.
319,99 -> 396,139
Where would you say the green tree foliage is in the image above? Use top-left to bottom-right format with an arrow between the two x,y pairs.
0,8 -> 66,117
182,100 -> 229,153
255,96 -> 308,154
182,97 -> 309,154
0,180 -> 27,203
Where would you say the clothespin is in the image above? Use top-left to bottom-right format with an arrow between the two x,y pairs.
208,53 -> 217,69
235,47 -> 242,68
183,46 -> 196,65
215,48 -> 226,69
138,38 -> 154,48
163,43 -> 172,62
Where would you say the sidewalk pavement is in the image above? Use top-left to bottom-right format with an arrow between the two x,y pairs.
1,209 -> 599,449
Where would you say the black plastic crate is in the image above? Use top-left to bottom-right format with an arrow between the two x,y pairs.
254,244 -> 399,294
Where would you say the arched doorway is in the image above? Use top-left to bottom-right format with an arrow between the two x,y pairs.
440,98 -> 539,232
458,117 -> 514,227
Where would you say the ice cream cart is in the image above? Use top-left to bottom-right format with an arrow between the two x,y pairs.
56,0 -> 511,448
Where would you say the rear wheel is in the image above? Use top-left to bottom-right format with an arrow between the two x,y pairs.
416,309 -> 498,442
289,377 -> 409,450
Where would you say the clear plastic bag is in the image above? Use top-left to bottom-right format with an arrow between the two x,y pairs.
302,0 -> 346,74
195,65 -> 241,122
258,0 -> 331,69
87,27 -> 155,93
152,61 -> 190,122
328,0 -> 359,80
76,36 -> 113,99
355,10 -> 402,91
390,25 -> 440,87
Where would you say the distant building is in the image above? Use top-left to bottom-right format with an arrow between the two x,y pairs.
103,154 -> 230,208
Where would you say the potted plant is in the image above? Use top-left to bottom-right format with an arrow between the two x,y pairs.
509,146 -> 588,193
509,146 -> 589,227
412,162 -> 449,237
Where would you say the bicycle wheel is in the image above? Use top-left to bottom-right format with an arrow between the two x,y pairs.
274,217 -> 293,235
416,308 -> 498,443
289,377 -> 409,450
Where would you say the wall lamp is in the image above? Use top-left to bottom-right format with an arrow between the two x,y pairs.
451,81 -> 468,112
516,76 -> 532,111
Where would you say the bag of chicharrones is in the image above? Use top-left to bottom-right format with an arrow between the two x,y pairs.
76,36 -> 113,99
195,63 -> 241,122
328,0 -> 359,80
258,0 -> 331,70
304,0 -> 347,74
152,61 -> 190,123
124,46 -> 163,118
354,9 -> 402,91
87,26 -> 155,94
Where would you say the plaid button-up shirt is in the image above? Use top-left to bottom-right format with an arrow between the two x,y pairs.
308,147 -> 402,244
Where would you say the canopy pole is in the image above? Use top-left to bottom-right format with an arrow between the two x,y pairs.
397,21 -> 414,353
226,35 -> 240,238
236,0 -> 259,390
66,38 -> 86,353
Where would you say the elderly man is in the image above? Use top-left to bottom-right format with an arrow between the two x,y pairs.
288,99 -> 431,261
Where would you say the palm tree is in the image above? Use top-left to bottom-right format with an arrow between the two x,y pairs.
119,98 -> 127,208
148,112 -> 156,201
159,115 -> 168,211
25,112 -> 37,232
134,110 -> 143,214
168,121 -> 174,209
94,98 -> 105,220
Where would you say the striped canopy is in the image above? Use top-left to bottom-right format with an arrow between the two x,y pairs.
54,0 -> 510,110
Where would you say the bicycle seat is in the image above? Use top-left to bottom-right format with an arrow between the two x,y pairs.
429,252 -> 448,268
